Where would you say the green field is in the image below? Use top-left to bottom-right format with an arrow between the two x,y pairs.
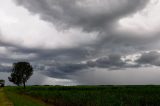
0,88 -> 13,106
3,85 -> 160,106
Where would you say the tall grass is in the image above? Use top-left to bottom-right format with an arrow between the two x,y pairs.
4,87 -> 46,106
5,85 -> 160,106
0,88 -> 13,106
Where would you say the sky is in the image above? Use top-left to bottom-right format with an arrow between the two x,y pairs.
1,0 -> 160,85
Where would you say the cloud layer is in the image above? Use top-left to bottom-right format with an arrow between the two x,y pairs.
14,0 -> 149,32
1,0 -> 160,84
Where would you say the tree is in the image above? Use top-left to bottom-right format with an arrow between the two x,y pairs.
8,62 -> 33,89
0,80 -> 5,87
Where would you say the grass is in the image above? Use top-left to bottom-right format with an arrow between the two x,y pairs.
4,85 -> 160,106
4,87 -> 48,106
0,88 -> 13,106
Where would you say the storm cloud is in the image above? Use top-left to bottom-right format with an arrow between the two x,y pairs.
137,51 -> 160,66
1,0 -> 160,85
14,0 -> 149,32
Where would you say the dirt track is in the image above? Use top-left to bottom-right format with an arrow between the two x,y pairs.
0,88 -> 13,106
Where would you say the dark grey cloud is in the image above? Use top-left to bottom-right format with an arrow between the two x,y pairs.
14,0 -> 149,32
5,0 -> 151,61
87,54 -> 125,68
137,51 -> 160,66
2,0 -> 160,85
92,31 -> 160,57
37,51 -> 160,79
8,31 -> 160,65
43,63 -> 87,78
9,47 -> 92,63
0,64 -> 11,72
39,54 -> 129,78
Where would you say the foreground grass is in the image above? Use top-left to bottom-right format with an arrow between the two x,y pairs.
5,85 -> 160,106
4,87 -> 48,106
0,88 -> 13,106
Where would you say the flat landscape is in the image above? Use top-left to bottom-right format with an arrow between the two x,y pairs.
1,0 -> 160,106
1,85 -> 160,106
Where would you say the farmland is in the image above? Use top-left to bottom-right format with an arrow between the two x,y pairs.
0,88 -> 13,106
2,85 -> 160,106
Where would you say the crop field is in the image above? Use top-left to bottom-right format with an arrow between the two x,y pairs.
2,85 -> 160,106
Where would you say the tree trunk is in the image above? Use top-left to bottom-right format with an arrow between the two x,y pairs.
23,81 -> 25,89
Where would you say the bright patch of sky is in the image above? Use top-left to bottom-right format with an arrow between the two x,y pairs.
0,0 -> 98,49
119,0 -> 160,34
